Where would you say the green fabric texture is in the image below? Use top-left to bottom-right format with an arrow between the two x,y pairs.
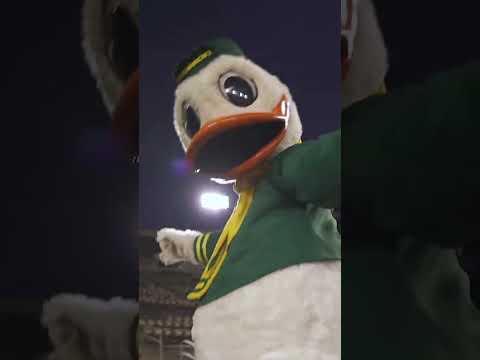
175,38 -> 244,84
192,137 -> 341,306
270,131 -> 340,208
341,63 -> 480,359
342,62 -> 480,247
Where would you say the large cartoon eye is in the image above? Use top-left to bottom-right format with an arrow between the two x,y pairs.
183,103 -> 201,138
219,72 -> 257,107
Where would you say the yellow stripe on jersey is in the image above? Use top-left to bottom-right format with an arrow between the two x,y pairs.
188,187 -> 255,300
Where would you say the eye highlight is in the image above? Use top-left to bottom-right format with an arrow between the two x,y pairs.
183,103 -> 201,138
219,72 -> 257,107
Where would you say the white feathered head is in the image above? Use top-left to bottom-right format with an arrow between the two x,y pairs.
172,38 -> 303,181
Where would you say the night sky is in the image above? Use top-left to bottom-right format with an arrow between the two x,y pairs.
2,0 -> 479,306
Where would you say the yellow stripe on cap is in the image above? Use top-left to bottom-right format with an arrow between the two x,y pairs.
176,49 -> 213,83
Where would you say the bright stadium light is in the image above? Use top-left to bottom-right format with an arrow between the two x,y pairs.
200,192 -> 230,210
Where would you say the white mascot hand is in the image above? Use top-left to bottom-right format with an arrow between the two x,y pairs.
157,228 -> 202,266
42,294 -> 138,360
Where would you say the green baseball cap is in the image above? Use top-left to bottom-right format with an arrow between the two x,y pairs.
174,38 -> 244,84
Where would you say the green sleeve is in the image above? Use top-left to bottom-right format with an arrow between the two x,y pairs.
193,231 -> 221,265
269,130 -> 340,208
342,62 -> 480,246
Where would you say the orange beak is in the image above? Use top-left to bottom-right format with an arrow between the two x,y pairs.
112,69 -> 139,162
186,96 -> 290,180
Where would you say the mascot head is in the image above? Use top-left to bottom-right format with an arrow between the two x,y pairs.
342,0 -> 388,108
82,0 -> 139,160
172,38 -> 303,181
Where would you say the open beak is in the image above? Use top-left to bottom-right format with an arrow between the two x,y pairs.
186,96 -> 290,180
112,69 -> 139,162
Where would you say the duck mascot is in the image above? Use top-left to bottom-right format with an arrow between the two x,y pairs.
341,1 -> 480,359
41,0 -> 480,359
156,37 -> 341,360
42,2 -> 343,360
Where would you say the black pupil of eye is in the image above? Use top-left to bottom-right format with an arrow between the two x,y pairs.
223,76 -> 256,107
185,106 -> 201,138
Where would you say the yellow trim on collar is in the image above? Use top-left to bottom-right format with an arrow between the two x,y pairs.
187,187 -> 255,300
176,49 -> 213,83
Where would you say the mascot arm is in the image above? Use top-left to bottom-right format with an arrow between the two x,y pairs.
342,62 -> 480,246
270,130 -> 340,208
192,230 -> 221,266
157,228 -> 220,266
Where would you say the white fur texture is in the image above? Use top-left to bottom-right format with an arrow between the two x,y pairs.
82,0 -> 139,114
157,228 -> 202,266
174,55 -> 303,155
342,0 -> 388,108
42,294 -> 138,360
192,262 -> 341,360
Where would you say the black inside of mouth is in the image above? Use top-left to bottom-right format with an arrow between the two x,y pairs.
195,121 -> 285,175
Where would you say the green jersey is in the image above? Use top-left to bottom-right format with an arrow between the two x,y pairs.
190,133 -> 341,305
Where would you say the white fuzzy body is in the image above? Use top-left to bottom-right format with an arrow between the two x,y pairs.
191,262 -> 341,360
